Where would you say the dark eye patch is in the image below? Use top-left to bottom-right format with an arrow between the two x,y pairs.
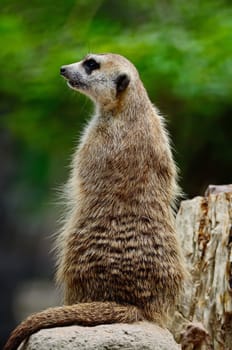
83,58 -> 100,75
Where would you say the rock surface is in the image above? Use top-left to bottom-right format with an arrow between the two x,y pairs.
21,322 -> 180,350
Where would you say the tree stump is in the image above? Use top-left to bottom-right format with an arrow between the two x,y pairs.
171,187 -> 232,350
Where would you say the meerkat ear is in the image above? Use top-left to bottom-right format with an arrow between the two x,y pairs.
115,74 -> 130,94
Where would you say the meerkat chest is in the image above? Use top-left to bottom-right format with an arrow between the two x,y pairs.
77,120 -> 145,179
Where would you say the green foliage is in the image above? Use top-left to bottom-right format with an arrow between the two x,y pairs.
1,0 -> 232,209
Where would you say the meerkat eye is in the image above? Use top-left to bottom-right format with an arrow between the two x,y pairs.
83,58 -> 100,74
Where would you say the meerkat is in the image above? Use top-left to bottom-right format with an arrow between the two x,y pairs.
4,53 -> 185,350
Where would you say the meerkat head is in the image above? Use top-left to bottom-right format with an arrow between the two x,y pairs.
60,53 -> 141,110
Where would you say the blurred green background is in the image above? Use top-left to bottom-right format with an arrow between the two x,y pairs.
1,0 -> 232,345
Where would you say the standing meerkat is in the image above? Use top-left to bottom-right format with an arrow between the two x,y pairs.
4,53 -> 185,350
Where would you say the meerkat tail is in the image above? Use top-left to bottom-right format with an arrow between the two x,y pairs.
4,302 -> 144,350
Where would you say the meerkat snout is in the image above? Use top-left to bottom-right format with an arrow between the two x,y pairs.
60,64 -> 78,80
60,63 -> 88,91
60,65 -> 72,81
60,66 -> 67,75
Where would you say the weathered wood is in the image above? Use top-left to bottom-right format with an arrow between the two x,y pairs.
171,189 -> 232,349
205,184 -> 232,196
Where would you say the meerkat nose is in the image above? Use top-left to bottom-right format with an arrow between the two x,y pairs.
60,66 -> 67,76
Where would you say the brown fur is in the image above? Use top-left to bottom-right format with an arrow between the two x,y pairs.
4,53 -> 185,350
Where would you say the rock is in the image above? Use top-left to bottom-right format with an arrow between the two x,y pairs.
21,322 -> 180,350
